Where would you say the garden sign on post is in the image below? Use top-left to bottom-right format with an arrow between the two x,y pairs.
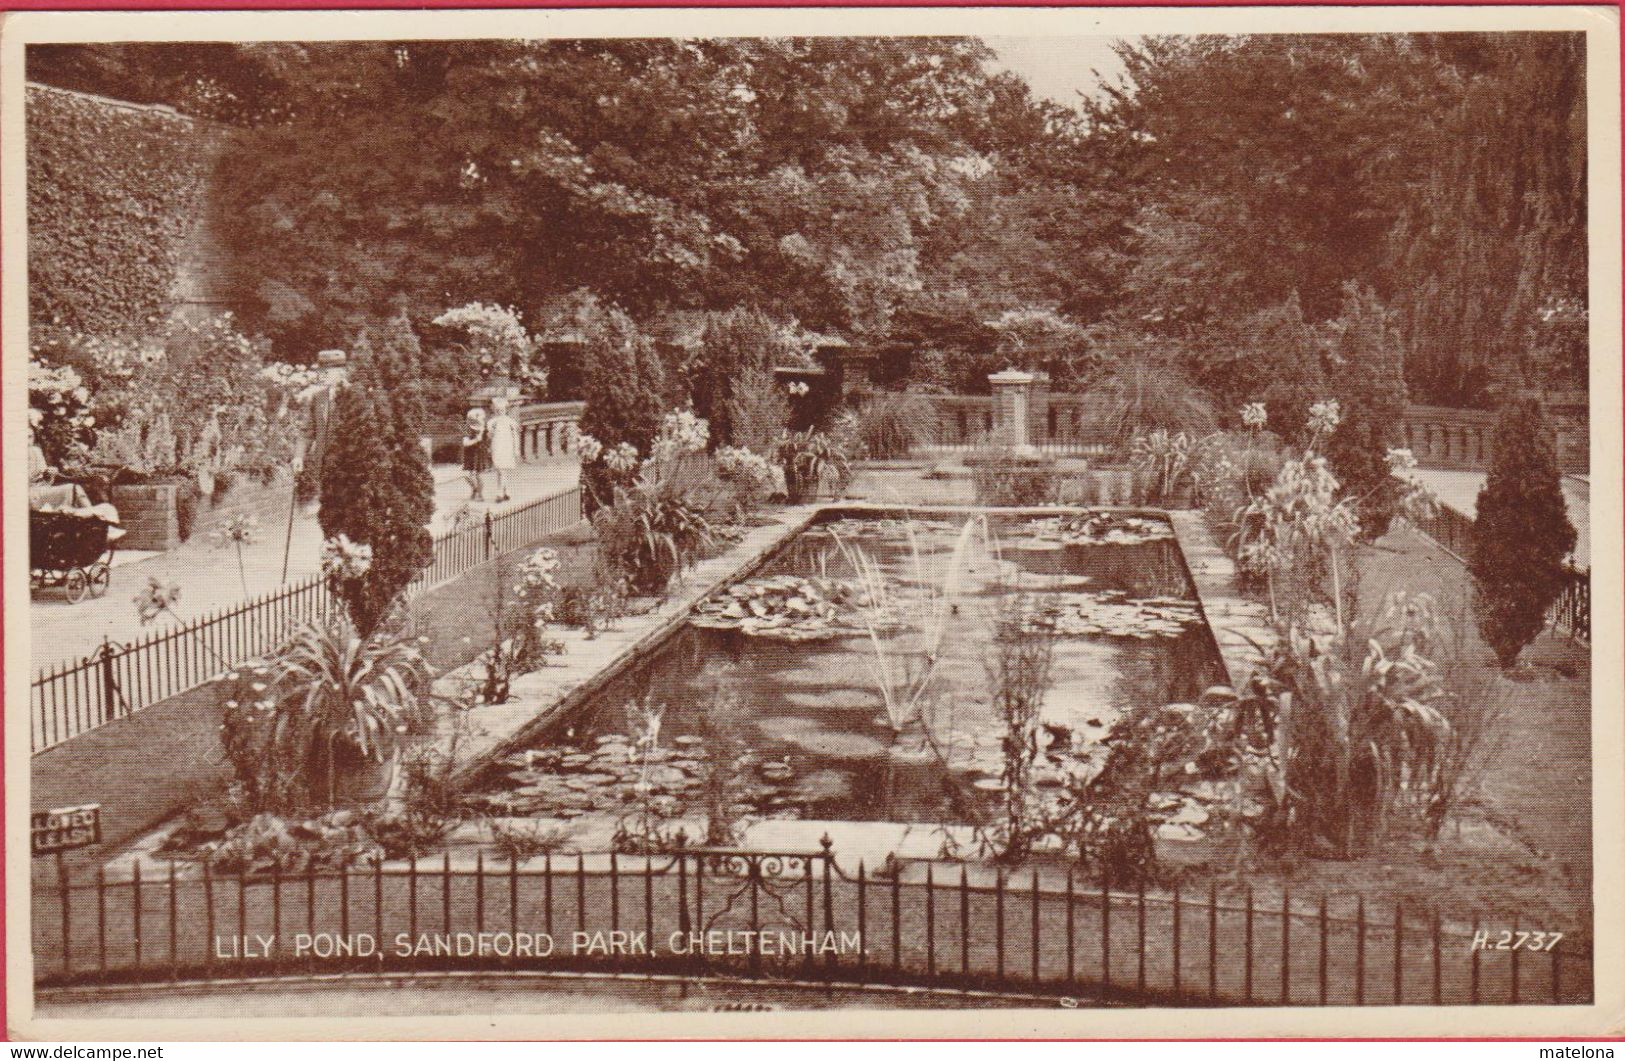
32,803 -> 102,966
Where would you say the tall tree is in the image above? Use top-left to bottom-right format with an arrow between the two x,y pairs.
1468,398 -> 1577,668
1390,33 -> 1587,404
572,294 -> 668,512
318,380 -> 434,636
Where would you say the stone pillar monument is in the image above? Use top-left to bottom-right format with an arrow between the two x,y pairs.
988,369 -> 1037,454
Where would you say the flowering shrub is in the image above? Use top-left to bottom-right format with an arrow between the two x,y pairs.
1129,428 -> 1194,505
321,534 -> 375,585
516,547 -> 561,600
603,442 -> 640,475
714,445 -> 777,509
574,433 -> 605,464
258,362 -> 325,402
27,359 -> 96,468
1236,400 -> 1434,631
427,302 -> 544,415
649,408 -> 710,463
40,316 -> 301,498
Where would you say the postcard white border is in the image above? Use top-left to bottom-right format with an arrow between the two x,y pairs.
3,4 -> 1620,1040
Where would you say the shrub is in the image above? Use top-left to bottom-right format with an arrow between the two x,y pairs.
1468,398 -> 1578,668
691,308 -> 795,447
42,315 -> 300,493
486,819 -> 572,862
1206,592 -> 1476,857
593,476 -> 716,595
425,302 -> 543,418
1129,429 -> 1194,505
554,563 -> 629,638
1242,296 -> 1328,442
202,811 -> 378,875
774,428 -> 851,503
1323,284 -> 1408,540
851,389 -> 936,459
318,380 -> 435,636
27,358 -> 96,469
1093,342 -> 1217,455
969,450 -> 1060,507
714,445 -> 777,514
1191,426 -> 1286,570
354,311 -> 431,444
574,296 -> 667,512
724,366 -> 791,455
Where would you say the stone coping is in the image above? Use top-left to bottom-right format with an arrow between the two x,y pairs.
431,503 -> 829,789
1166,510 -> 1274,689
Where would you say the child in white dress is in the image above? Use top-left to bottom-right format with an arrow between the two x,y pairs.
487,397 -> 520,503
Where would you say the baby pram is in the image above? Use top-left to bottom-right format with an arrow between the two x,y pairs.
30,503 -> 120,604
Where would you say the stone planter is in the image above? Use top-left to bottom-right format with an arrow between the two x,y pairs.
335,746 -> 399,806
110,482 -> 181,551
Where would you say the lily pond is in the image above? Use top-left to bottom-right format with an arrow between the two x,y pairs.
468,511 -> 1227,832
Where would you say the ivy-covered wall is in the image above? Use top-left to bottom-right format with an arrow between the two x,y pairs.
26,83 -> 215,334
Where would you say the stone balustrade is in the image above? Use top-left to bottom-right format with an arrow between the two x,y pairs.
1401,395 -> 1587,474
426,400 -> 585,463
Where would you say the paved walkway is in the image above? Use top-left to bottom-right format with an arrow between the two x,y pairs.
28,458 -> 580,671
1406,468 -> 1590,570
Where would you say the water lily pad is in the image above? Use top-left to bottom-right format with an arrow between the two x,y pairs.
1028,590 -> 1202,639
1029,512 -> 1176,546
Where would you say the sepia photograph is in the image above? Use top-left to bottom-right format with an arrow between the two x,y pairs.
2,4 -> 1619,1041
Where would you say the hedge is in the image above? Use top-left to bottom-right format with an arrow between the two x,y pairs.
26,83 -> 214,334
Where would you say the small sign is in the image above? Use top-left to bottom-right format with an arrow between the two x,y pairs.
32,804 -> 101,855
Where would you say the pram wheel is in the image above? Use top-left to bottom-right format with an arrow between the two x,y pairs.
89,561 -> 111,598
64,568 -> 90,604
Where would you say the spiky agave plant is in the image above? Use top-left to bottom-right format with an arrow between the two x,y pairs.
269,614 -> 433,808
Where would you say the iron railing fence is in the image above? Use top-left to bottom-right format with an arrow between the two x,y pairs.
31,486 -> 584,754
1407,505 -> 1590,645
32,841 -> 1590,1006
1552,568 -> 1591,644
1410,504 -> 1475,563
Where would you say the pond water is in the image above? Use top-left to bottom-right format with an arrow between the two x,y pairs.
469,513 -> 1227,831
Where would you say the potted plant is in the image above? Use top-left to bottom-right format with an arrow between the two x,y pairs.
774,428 -> 851,503
265,615 -> 434,807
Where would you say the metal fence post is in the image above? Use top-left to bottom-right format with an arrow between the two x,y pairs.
99,638 -> 120,723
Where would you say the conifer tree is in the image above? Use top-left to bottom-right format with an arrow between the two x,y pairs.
575,298 -> 666,512
1468,398 -> 1577,668
351,312 -> 431,451
1325,285 -> 1408,540
319,378 -> 435,636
